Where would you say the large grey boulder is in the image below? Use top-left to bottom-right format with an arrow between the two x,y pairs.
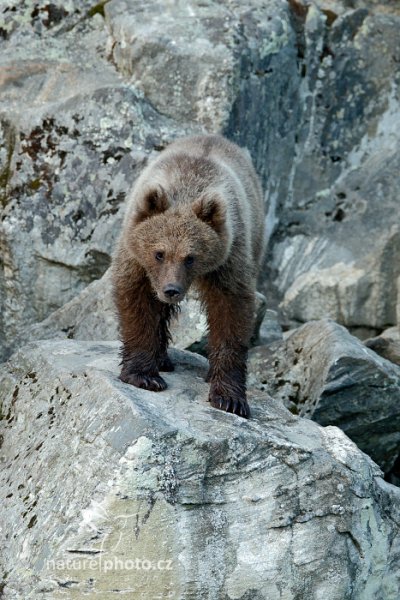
104,0 -> 300,187
249,319 -> 400,473
22,268 -> 119,343
1,339 -> 400,599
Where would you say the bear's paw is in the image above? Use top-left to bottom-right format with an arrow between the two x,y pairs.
120,371 -> 167,392
209,386 -> 250,419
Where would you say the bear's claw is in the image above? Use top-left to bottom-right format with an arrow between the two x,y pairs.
120,371 -> 167,392
209,389 -> 250,419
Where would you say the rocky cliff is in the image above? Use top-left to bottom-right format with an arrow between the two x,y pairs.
1,0 -> 400,598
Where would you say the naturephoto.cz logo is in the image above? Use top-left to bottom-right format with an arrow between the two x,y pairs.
46,556 -> 174,573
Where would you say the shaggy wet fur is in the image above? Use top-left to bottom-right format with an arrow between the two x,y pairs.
112,134 -> 264,418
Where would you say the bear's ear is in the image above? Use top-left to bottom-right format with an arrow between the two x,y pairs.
192,195 -> 226,233
133,186 -> 169,225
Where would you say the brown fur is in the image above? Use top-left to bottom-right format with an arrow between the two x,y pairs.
112,134 -> 264,418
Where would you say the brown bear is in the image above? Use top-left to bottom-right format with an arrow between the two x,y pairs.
112,134 -> 264,418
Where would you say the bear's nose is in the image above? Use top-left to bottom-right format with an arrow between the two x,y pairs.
163,284 -> 183,299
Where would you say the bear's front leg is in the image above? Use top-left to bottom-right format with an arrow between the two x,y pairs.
113,262 -> 168,391
156,303 -> 177,373
202,284 -> 255,419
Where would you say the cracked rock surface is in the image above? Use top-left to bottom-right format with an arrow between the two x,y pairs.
267,1 -> 400,330
249,319 -> 400,474
1,340 -> 400,599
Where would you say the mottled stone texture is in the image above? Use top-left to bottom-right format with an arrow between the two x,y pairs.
1,341 -> 400,599
267,2 -> 400,330
249,320 -> 400,473
0,1 -> 192,360
1,0 -> 400,361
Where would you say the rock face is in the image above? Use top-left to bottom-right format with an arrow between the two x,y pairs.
0,0 -> 300,360
249,319 -> 400,473
22,268 -> 119,344
104,0 -> 300,188
365,335 -> 400,367
258,308 -> 283,346
267,2 -> 400,331
2,0 -> 399,357
0,1 -> 192,361
1,340 -> 400,599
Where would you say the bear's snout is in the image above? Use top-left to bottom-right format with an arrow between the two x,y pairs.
162,283 -> 184,303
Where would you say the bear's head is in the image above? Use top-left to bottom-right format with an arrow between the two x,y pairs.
127,185 -> 232,304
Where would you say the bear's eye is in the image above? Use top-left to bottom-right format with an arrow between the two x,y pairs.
155,251 -> 164,262
185,255 -> 195,267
